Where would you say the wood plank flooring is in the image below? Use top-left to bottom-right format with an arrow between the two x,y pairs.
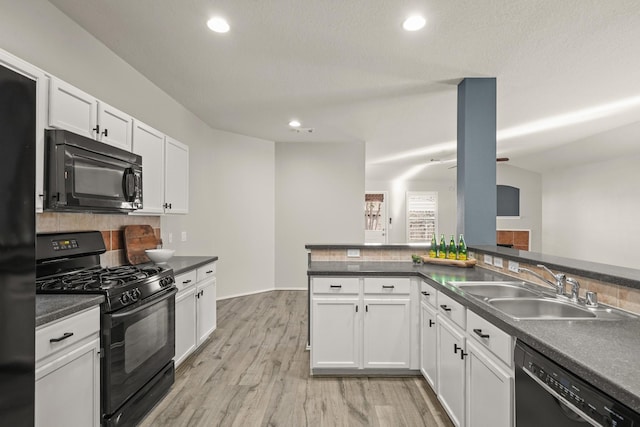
140,290 -> 454,427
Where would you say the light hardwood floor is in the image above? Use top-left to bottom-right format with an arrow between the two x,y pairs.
140,290 -> 454,427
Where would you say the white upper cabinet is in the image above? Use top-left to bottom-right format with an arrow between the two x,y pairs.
132,120 -> 165,214
132,121 -> 190,215
0,48 -> 48,212
48,77 -> 133,151
96,101 -> 133,151
164,136 -> 189,214
48,78 -> 97,139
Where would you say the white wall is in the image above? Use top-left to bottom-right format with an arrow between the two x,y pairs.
0,0 -> 276,298
365,179 -> 457,244
542,154 -> 640,268
497,164 -> 542,252
275,142 -> 365,288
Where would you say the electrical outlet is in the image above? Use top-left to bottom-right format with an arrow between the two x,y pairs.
483,254 -> 493,265
493,257 -> 504,268
347,249 -> 360,258
508,260 -> 519,273
181,231 -> 187,242
168,233 -> 173,243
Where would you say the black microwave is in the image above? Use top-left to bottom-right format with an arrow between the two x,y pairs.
44,129 -> 143,213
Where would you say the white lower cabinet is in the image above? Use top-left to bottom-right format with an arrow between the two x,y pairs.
311,297 -> 360,368
175,286 -> 197,366
420,300 -> 438,389
35,306 -> 101,427
174,261 -> 217,367
196,277 -> 217,345
466,339 -> 513,427
437,314 -> 466,427
310,276 -> 414,372
363,297 -> 411,368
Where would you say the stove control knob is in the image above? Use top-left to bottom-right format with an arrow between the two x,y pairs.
120,292 -> 130,304
131,288 -> 141,301
167,276 -> 174,285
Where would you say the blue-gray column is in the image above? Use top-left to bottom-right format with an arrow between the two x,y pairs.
457,78 -> 496,246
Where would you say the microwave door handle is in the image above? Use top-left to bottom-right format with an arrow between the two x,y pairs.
123,168 -> 135,202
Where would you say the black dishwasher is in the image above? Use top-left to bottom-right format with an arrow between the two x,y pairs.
514,341 -> 639,427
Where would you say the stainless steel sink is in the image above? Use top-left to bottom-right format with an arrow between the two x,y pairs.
457,282 -> 541,299
488,297 -> 596,320
448,281 -> 635,321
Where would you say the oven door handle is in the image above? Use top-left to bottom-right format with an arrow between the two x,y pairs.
111,288 -> 177,319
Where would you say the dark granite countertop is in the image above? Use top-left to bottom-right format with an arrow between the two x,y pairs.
306,243 -> 429,250
308,261 -> 640,413
164,256 -> 218,275
470,245 -> 640,290
36,294 -> 104,327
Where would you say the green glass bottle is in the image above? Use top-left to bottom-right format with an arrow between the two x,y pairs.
438,234 -> 446,259
429,235 -> 437,258
447,235 -> 457,259
457,234 -> 467,261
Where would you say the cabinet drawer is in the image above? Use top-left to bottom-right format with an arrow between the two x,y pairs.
196,262 -> 216,282
312,277 -> 359,295
437,292 -> 466,329
364,277 -> 410,295
466,309 -> 514,367
420,281 -> 438,308
36,306 -> 100,362
175,270 -> 197,292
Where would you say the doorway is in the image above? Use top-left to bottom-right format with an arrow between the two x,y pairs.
365,192 -> 388,244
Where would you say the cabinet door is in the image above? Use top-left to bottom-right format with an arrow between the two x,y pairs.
363,298 -> 411,369
437,315 -> 466,427
420,300 -> 438,389
175,287 -> 197,367
132,120 -> 165,214
466,340 -> 513,427
48,77 -> 97,139
97,101 -> 133,151
196,277 -> 217,345
311,297 -> 359,369
35,338 -> 100,427
164,136 -> 189,214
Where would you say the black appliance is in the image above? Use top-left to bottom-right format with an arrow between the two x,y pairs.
44,129 -> 143,213
0,61 -> 36,426
515,340 -> 640,427
36,231 -> 176,427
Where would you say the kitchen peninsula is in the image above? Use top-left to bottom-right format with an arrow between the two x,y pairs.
307,243 -> 640,426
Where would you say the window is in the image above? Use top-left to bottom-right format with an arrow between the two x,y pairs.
406,191 -> 438,242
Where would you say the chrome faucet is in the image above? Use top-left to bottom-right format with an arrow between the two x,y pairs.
518,264 -> 567,296
566,277 -> 581,302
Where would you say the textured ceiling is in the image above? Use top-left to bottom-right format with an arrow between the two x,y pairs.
49,0 -> 640,180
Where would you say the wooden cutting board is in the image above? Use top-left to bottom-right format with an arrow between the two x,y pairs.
420,255 -> 477,268
123,225 -> 159,265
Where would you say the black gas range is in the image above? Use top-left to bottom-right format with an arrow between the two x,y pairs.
37,263 -> 175,312
36,231 -> 176,427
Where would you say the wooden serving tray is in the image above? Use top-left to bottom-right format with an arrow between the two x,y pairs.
123,225 -> 158,265
420,255 -> 477,268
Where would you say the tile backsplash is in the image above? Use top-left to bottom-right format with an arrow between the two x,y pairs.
36,212 -> 161,267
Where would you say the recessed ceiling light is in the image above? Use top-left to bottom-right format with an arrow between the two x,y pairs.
207,17 -> 230,33
289,120 -> 301,128
402,15 -> 426,31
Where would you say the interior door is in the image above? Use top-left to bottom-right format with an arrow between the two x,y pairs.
365,191 -> 388,243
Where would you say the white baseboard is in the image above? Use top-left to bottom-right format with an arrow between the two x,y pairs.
216,287 -> 306,301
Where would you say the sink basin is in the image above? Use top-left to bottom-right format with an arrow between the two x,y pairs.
457,283 -> 541,299
488,297 -> 596,320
